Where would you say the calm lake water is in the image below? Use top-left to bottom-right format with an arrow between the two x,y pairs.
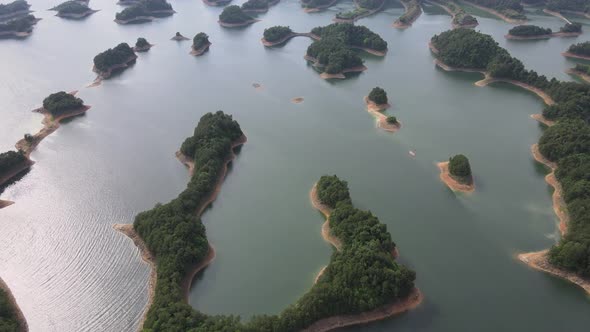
1,0 -> 590,331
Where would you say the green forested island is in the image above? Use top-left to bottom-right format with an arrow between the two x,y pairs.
191,32 -> 211,55
218,5 -> 256,26
465,0 -> 526,20
368,87 -> 388,105
0,0 -> 30,19
432,27 -> 590,284
134,37 -> 151,51
448,154 -> 473,184
301,0 -> 337,11
565,41 -> 590,58
0,288 -> 22,332
393,0 -> 422,28
130,111 -> 418,331
51,1 -> 96,18
263,25 -> 293,43
508,25 -> 552,37
42,92 -> 85,116
93,43 -> 137,78
0,14 -> 37,37
115,0 -> 174,24
241,0 -> 276,12
335,0 -> 385,22
546,0 -> 590,14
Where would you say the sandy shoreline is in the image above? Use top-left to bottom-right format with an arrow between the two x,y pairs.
309,183 -> 343,251
566,68 -> 590,83
303,0 -> 339,13
393,0 -> 422,28
530,113 -> 555,127
218,19 -> 260,28
562,51 -> 590,61
505,31 -> 581,40
463,0 -> 525,24
190,42 -> 211,56
115,135 -> 246,331
437,161 -> 475,193
301,287 -> 423,332
365,97 -> 401,132
0,159 -> 34,188
319,65 -> 367,79
56,9 -> 99,19
0,277 -> 28,332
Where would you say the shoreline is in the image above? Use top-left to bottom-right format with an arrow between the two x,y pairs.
133,43 -> 153,52
56,9 -> 99,19
530,113 -> 555,127
437,161 -> 475,193
462,0 -> 526,24
333,0 -> 385,23
114,9 -> 175,24
0,277 -> 28,332
218,19 -> 260,28
190,42 -> 211,56
115,135 -> 247,331
303,0 -> 339,13
518,250 -> 590,295
202,0 -> 232,6
171,34 -> 189,41
542,9 -> 571,24
429,1 -> 479,29
92,54 -> 138,81
562,51 -> 590,61
0,159 -> 35,188
304,55 -> 368,79
505,31 -> 581,40
565,68 -> 590,83
309,183 -> 343,251
393,0 -> 421,29
364,97 -> 401,132
301,287 -> 423,332
261,32 -> 317,47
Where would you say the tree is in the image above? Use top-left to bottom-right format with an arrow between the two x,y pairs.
368,87 -> 388,104
449,154 -> 472,179
192,32 -> 209,50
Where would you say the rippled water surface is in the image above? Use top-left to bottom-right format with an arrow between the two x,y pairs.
1,0 -> 590,331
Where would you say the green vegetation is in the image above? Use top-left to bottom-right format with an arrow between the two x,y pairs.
52,1 -> 91,14
560,22 -> 582,33
263,26 -> 292,42
394,0 -> 422,25
466,0 -> 526,20
42,91 -> 84,116
241,0 -> 269,11
0,0 -> 29,17
567,41 -> 590,56
311,23 -> 387,51
508,25 -> 552,36
0,288 -> 21,332
368,87 -> 388,105
448,154 -> 472,183
386,116 -> 398,124
432,0 -> 478,27
546,0 -> 590,13
573,63 -> 590,75
432,28 -> 590,279
93,43 -> 136,73
0,150 -> 26,174
219,5 -> 254,24
335,0 -> 383,20
357,0 -> 383,9
192,32 -> 210,50
0,14 -> 36,33
115,0 -> 173,22
134,113 -> 416,331
135,37 -> 150,48
302,0 -> 336,10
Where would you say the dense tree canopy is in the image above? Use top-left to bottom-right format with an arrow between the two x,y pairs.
263,26 -> 292,42
306,38 -> 363,74
241,0 -> 269,10
448,154 -> 472,181
316,175 -> 351,208
0,14 -> 36,33
192,32 -> 209,50
467,0 -> 525,19
115,0 -> 173,21
302,0 -> 336,9
311,23 -> 387,51
42,91 -> 84,116
0,289 -> 21,332
357,0 -> 383,9
395,0 -> 422,25
93,43 -> 135,72
508,25 -> 552,36
52,1 -> 90,14
135,37 -> 149,48
218,5 -> 254,23
546,0 -> 590,13
561,22 -> 582,33
568,41 -> 590,56
368,87 -> 388,105
0,150 -> 26,174
0,0 -> 29,16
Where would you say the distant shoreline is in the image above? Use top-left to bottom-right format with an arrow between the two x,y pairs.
393,0 -> 422,29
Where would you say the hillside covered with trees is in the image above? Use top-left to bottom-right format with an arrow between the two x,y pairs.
448,154 -> 472,184
394,0 -> 422,27
432,27 -> 590,280
567,41 -> 590,56
42,92 -> 84,116
263,26 -> 292,42
546,0 -> 590,13
93,43 -> 136,73
51,1 -> 94,16
368,87 -> 388,105
219,5 -> 254,24
192,32 -> 210,50
115,0 -> 174,22
0,14 -> 37,34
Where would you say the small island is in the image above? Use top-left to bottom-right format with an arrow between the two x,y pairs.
334,0 -> 386,23
202,0 -> 232,6
506,23 -> 582,40
431,0 -> 478,28
261,26 -> 317,47
566,63 -> 590,83
241,0 -> 279,13
393,0 -> 422,28
50,1 -> 98,19
190,32 -> 211,56
463,0 -> 526,23
114,0 -> 175,24
305,23 -> 387,79
563,41 -> 590,60
170,31 -> 189,41
218,5 -> 258,27
438,154 -> 475,192
0,14 -> 39,38
301,0 -> 338,13
0,0 -> 31,21
0,277 -> 27,331
0,150 -> 33,198
133,37 -> 152,52
93,43 -> 137,80
365,87 -> 401,132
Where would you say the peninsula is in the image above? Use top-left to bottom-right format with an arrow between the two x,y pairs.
431,28 -> 590,295
93,43 -> 137,80
133,37 -> 152,52
190,32 -> 211,56
218,5 -> 258,27
50,1 -> 98,19
117,111 -> 421,331
563,41 -> 590,60
393,0 -> 422,28
430,0 -> 478,28
114,0 -> 175,24
241,0 -> 279,13
438,154 -> 475,192
365,87 -> 401,132
0,14 -> 39,38
506,23 -> 582,40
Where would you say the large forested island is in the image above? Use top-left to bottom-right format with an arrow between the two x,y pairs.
218,5 -> 258,27
93,43 -> 137,79
563,41 -> 590,60
431,28 -> 590,293
115,0 -> 174,24
0,14 -> 38,38
118,111 -> 420,332
305,23 -> 387,79
50,1 -> 98,19
463,0 -> 526,22
334,0 -> 386,23
393,0 -> 422,28
0,0 -> 30,21
506,23 -> 582,39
